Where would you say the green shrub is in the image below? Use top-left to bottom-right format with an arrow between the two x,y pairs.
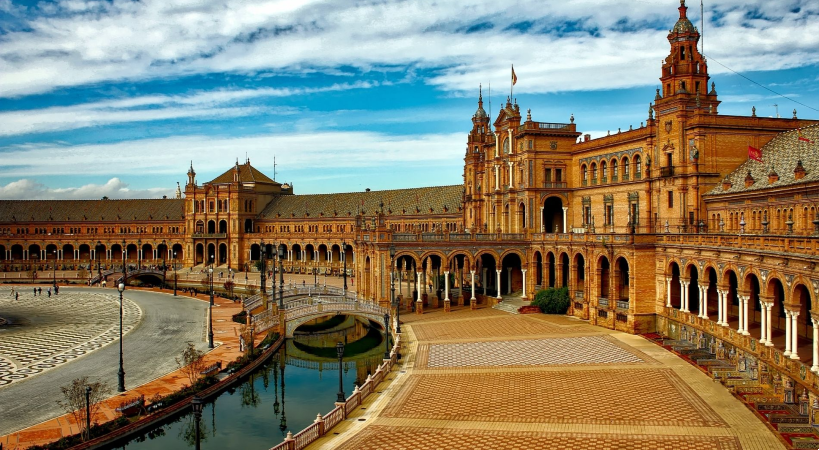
531,287 -> 570,314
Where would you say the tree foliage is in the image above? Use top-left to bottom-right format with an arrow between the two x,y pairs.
56,376 -> 111,441
176,343 -> 207,388
531,287 -> 571,314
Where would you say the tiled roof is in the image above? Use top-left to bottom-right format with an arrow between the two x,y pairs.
209,162 -> 277,185
0,199 -> 185,223
707,124 -> 819,196
258,185 -> 464,219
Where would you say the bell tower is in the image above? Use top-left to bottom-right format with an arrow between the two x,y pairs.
656,0 -> 719,112
464,86 -> 490,232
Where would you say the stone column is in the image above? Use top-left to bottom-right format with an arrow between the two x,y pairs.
812,317 -> 819,373
785,310 -> 793,357
496,269 -> 502,300
680,280 -> 689,313
716,289 -> 723,325
444,271 -> 450,301
791,310 -> 800,360
482,268 -> 487,295
521,269 -> 527,300
416,271 -> 423,315
506,267 -> 513,294
470,270 -> 477,310
494,132 -> 499,157
494,165 -> 500,191
562,207 -> 568,233
666,277 -> 672,307
760,301 -> 768,344
508,161 -> 514,187
742,296 -> 751,336
540,207 -> 545,232
700,284 -> 708,319
765,303 -> 774,346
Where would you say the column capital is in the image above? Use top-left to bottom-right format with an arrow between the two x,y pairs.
444,270 -> 450,274
521,269 -> 527,273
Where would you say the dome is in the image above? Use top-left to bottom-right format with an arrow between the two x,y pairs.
473,105 -> 488,120
671,18 -> 697,34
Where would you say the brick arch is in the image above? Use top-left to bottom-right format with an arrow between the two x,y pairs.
419,250 -> 447,264
499,249 -> 525,263
393,252 -> 420,268
474,249 -> 501,262
682,261 -> 699,279
790,276 -> 814,310
446,251 -> 473,270
665,258 -> 682,277
539,192 -> 569,204
765,272 -> 788,300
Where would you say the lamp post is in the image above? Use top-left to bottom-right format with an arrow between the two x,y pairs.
191,395 -> 203,450
96,241 -> 102,286
85,385 -> 92,440
336,342 -> 345,403
52,249 -> 57,290
161,240 -> 166,290
341,241 -> 347,295
117,282 -> 126,392
390,245 -> 400,333
137,239 -> 141,270
278,245 -> 285,309
173,251 -> 178,296
383,313 -> 391,359
313,266 -> 317,286
121,240 -> 126,274
260,239 -> 266,295
208,265 -> 214,349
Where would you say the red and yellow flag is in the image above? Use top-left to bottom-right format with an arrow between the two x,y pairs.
798,128 -> 814,144
748,145 -> 762,162
512,65 -> 517,86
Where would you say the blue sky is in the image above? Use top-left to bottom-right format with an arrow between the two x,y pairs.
0,0 -> 818,199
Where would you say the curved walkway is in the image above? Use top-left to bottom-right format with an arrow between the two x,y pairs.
0,287 -> 208,440
307,306 -> 784,450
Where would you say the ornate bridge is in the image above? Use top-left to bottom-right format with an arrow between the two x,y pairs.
252,298 -> 391,338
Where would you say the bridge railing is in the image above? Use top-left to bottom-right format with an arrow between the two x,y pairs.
269,332 -> 402,450
243,293 -> 265,311
253,309 -> 280,334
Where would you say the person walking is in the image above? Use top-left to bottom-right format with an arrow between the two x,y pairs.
33,287 -> 37,296
38,287 -> 42,295
47,288 -> 51,298
15,292 -> 18,301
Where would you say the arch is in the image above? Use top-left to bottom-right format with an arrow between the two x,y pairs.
218,220 -> 228,234
614,257 -> 629,303
207,220 -> 216,234
172,243 -> 184,262
195,243 -> 204,265
560,252 -> 569,288
446,251 -> 473,272
28,244 -> 41,260
305,244 -> 315,262
573,252 -> 585,296
249,244 -> 260,261
78,244 -> 91,260
794,283 -> 813,342
330,244 -> 342,264
195,220 -> 205,234
244,219 -> 254,233
542,196 -> 565,233
597,255 -> 610,300
517,202 -> 526,231
126,244 -> 138,261
634,154 -> 642,178
622,156 -> 631,178
218,243 -> 227,265
534,251 -> 543,287
206,243 -> 216,264
590,162 -> 598,183
477,252 -> 499,297
156,242 -> 168,262
110,243 -> 123,261
500,252 -> 523,295
141,243 -> 153,262
317,244 -> 328,263
723,269 -> 739,329
611,158 -> 619,178
687,264 -> 700,314
45,243 -> 58,260
704,266 -> 718,318
11,244 -> 23,260
765,277 -> 787,351
0,244 -> 5,261
668,261 -> 681,309
601,160 -> 608,182
62,244 -> 75,260
581,164 -> 588,183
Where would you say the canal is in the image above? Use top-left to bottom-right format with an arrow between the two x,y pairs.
115,315 -> 387,449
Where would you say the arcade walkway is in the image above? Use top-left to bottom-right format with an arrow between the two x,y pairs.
307,306 -> 784,450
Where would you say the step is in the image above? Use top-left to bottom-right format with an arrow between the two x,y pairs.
769,415 -> 810,425
791,438 -> 819,450
776,424 -> 816,434
492,302 -> 520,315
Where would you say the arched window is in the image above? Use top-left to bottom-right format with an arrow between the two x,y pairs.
612,159 -> 618,178
634,155 -> 642,178
601,160 -> 608,181
622,157 -> 630,179
581,165 -> 588,182
591,163 -> 597,182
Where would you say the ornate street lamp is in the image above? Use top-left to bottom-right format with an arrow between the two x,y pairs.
383,312 -> 391,360
85,385 -> 92,440
336,342 -> 345,403
208,265 -> 214,349
278,244 -> 286,309
117,282 -> 126,392
137,238 -> 142,269
390,245 -> 400,334
260,239 -> 266,295
52,249 -> 57,290
341,241 -> 348,295
191,395 -> 203,450
313,267 -> 317,286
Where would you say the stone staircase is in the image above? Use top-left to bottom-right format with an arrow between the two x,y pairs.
491,291 -> 526,315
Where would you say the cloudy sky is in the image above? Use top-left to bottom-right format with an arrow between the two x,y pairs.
0,0 -> 817,199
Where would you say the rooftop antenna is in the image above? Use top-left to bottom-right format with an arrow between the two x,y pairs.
701,0 -> 704,55
773,104 -> 780,118
488,81 -> 491,122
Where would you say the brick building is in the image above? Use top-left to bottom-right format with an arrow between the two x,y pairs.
2,0 -> 819,401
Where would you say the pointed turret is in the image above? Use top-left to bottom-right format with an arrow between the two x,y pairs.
187,161 -> 196,187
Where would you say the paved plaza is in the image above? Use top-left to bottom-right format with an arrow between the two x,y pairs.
308,306 -> 785,450
0,287 -> 208,437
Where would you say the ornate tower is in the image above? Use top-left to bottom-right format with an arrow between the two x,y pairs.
464,86 -> 491,231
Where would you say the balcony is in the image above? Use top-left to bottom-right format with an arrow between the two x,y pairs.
191,233 -> 227,239
660,166 -> 674,177
543,181 -> 568,189
616,300 -> 630,310
598,298 -> 609,308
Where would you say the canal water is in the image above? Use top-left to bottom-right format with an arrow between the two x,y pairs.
115,316 -> 387,449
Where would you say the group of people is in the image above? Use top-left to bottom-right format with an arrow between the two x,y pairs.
8,285 -> 58,299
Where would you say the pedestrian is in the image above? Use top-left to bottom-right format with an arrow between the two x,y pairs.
10,287 -> 14,297
47,288 -> 51,298
55,285 -> 59,295
15,292 -> 18,301
38,287 -> 42,295
33,287 -> 37,296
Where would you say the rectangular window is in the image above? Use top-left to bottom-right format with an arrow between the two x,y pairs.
667,191 -> 674,208
605,205 -> 613,225
545,168 -> 552,183
528,139 -> 533,150
555,169 -> 563,182
689,212 -> 695,225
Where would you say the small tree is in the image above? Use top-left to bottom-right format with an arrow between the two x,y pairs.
531,287 -> 571,314
176,343 -> 207,387
57,376 -> 112,441
77,268 -> 89,281
223,280 -> 235,298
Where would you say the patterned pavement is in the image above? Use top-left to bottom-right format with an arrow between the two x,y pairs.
0,291 -> 141,386
336,426 -> 743,450
410,315 -> 578,341
422,335 -> 647,369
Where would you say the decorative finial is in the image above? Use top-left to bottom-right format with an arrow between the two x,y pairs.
526,108 -> 531,121
710,81 -> 717,95
570,113 -> 574,123
752,106 -> 756,117
655,88 -> 661,100
793,109 -> 798,119
648,103 -> 654,120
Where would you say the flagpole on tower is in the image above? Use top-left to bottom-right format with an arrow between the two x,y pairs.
511,64 -> 516,100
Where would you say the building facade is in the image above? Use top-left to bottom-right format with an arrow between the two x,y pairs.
3,0 -> 819,401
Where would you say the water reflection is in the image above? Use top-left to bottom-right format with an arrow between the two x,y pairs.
117,315 -> 385,449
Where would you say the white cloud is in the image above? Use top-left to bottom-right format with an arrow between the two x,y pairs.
0,0 -> 817,97
0,81 -> 378,136
0,130 -> 465,179
0,177 -> 173,200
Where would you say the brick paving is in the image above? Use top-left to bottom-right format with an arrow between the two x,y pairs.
423,335 -> 645,368
306,308 -> 786,450
335,426 -> 743,450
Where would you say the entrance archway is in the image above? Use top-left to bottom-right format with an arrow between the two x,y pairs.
542,197 -> 564,233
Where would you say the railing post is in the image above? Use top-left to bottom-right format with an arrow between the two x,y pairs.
314,413 -> 325,436
284,431 -> 295,450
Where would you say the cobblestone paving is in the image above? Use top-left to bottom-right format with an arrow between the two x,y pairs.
336,426 -> 743,450
411,315 -> 575,341
0,292 -> 141,386
423,335 -> 645,368
381,368 -> 727,427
